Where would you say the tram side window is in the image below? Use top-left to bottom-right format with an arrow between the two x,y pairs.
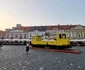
37,36 -> 41,41
59,34 -> 62,39
59,34 -> 66,39
62,34 -> 66,39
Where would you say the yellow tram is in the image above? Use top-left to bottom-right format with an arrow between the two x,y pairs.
31,33 -> 71,49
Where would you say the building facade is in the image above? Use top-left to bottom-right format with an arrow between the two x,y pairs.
1,24 -> 85,40
65,25 -> 85,39
5,30 -> 28,39
28,26 -> 46,39
46,26 -> 65,39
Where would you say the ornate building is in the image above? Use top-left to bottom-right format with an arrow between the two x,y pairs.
1,24 -> 85,40
65,25 -> 85,39
28,26 -> 46,39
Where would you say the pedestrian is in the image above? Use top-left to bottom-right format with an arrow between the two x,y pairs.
0,41 -> 3,47
26,42 -> 29,53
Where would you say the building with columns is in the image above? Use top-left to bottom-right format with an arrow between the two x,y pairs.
65,25 -> 85,39
28,26 -> 46,39
5,25 -> 30,39
46,25 -> 64,39
1,24 -> 85,40
5,30 -> 28,39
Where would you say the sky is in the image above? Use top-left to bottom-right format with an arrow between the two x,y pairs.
0,0 -> 85,30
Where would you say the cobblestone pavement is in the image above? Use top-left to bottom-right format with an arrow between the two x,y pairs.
0,45 -> 85,70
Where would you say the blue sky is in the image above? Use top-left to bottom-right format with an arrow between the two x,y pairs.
0,0 -> 85,30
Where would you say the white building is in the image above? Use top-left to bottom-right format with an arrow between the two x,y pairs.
5,30 -> 29,39
28,26 -> 46,39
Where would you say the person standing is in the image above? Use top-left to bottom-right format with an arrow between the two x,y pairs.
0,41 -> 3,47
26,43 -> 29,53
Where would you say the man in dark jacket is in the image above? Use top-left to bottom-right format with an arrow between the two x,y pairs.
0,41 -> 3,47
26,43 -> 29,53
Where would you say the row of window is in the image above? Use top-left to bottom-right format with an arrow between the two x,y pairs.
1,31 -> 85,39
68,32 -> 85,38
6,34 -> 27,39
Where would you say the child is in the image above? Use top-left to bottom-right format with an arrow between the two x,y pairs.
26,43 -> 29,53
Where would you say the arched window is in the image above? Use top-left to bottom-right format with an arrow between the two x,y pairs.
30,34 -> 31,37
15,34 -> 18,38
11,34 -> 14,39
7,34 -> 9,38
20,34 -> 22,39
24,34 -> 26,39
78,32 -> 81,38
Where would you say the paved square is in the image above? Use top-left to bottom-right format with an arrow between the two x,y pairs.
0,45 -> 85,70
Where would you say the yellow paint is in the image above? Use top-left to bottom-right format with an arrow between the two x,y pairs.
31,33 -> 70,47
